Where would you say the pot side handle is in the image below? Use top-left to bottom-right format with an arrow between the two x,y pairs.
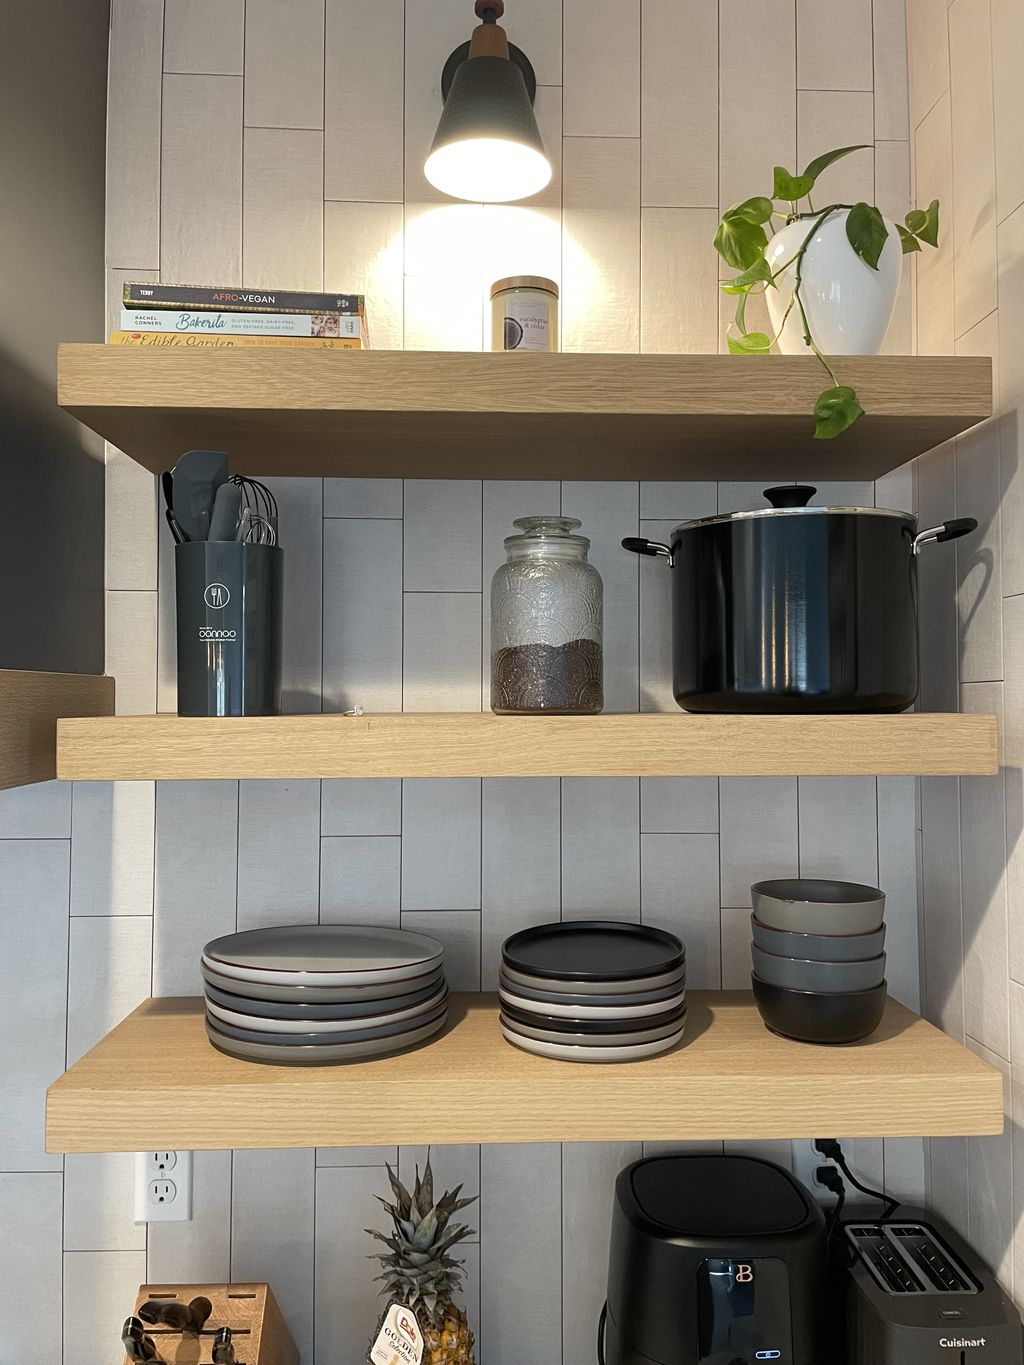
912,517 -> 978,555
622,536 -> 673,565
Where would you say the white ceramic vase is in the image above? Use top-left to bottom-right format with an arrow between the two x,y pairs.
764,208 -> 902,355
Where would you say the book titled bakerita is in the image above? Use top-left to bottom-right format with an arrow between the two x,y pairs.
124,281 -> 364,314
122,308 -> 363,338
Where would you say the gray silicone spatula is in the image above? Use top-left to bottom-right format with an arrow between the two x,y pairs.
208,481 -> 242,541
172,450 -> 229,541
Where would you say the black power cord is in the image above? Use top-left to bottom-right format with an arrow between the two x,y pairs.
815,1137 -> 899,1218
816,1163 -> 847,1243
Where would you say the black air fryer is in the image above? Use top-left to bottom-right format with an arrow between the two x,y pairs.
602,1154 -> 834,1365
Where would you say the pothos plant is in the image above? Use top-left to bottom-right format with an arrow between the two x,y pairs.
713,143 -> 940,438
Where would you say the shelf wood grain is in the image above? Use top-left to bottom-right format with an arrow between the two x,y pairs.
0,669 -> 114,790
56,711 -> 998,781
46,993 -> 1005,1153
57,345 -> 992,481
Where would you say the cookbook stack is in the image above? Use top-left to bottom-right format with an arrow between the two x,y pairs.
498,921 -> 687,1063
201,925 -> 447,1065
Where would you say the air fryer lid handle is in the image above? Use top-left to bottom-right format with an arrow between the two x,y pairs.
763,485 -> 816,508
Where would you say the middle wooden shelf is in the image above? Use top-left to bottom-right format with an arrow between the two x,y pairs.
56,710 -> 997,780
45,992 -> 1005,1153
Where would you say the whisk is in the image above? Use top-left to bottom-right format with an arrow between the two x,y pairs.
230,474 -> 278,545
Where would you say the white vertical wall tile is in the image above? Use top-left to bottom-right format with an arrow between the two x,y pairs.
480,1145 -> 562,1365
402,910 -> 481,990
325,0 -> 404,202
70,782 -> 155,916
148,1149 -> 232,1283
316,1165 -> 396,1365
562,139 -> 641,354
877,777 -> 921,1009
561,778 -> 641,917
641,0 -> 717,207
405,481 -> 482,592
324,201 -> 405,350
949,0 -> 997,337
481,778 -> 561,989
106,590 -> 158,715
564,0 -> 640,137
965,1042 -> 1013,1287
721,906 -> 754,988
928,1135 -> 970,1237
876,141 -> 914,356
164,0 -> 244,74
720,778 -> 798,907
403,593 -> 482,712
237,780 -> 321,926
640,778 -> 719,834
324,478 -> 404,519
719,0 -> 796,211
106,447 -> 158,592
883,1137 -> 927,1204
317,1144 -> 397,1166
106,0 -> 162,266
321,836 -> 401,923
0,780 -> 70,838
796,92 -> 875,205
244,0 -> 325,129
640,209 -> 720,354
154,780 -> 238,995
402,780 -> 481,910
267,476 -> 324,712
0,1175 -> 62,1360
914,93 -> 956,354
66,915 -> 152,1066
874,0 -> 911,140
64,1152 -> 144,1252
908,0 -> 950,129
998,204 -> 1024,598
322,779 -> 402,835
797,0 -> 873,90
161,75 -> 242,284
232,1149 -> 316,1362
798,778 -> 879,884
920,776 -> 964,1038
0,840 -> 68,1170
63,1250 -> 147,1365
242,128 -> 324,290
991,0 -> 1024,224
323,518 -> 403,714
641,833 -> 721,987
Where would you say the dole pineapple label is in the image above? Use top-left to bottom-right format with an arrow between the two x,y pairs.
369,1302 -> 424,1365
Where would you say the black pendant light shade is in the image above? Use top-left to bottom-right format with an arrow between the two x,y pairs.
424,2 -> 552,203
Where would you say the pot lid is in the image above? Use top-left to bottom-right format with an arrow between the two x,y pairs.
672,484 -> 916,532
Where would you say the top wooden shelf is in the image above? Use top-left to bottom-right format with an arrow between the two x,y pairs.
57,346 -> 992,482
0,669 -> 114,791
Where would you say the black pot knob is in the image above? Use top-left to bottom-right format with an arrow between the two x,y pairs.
764,484 -> 816,508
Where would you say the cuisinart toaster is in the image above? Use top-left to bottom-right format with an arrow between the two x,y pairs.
602,1153 -> 834,1364
840,1207 -> 1022,1364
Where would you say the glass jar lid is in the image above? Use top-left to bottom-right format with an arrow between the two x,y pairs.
504,515 -> 590,556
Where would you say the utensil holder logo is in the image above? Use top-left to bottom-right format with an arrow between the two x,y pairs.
204,581 -> 231,609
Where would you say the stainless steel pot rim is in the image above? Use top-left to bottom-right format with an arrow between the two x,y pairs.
671,505 -> 915,533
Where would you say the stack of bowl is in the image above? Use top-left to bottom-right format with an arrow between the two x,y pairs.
201,924 -> 447,1065
498,920 -> 687,1063
749,879 -> 887,1044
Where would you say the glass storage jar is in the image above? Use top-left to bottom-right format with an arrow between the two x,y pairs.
490,516 -> 603,714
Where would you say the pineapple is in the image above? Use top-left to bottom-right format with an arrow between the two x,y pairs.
368,1154 -> 478,1365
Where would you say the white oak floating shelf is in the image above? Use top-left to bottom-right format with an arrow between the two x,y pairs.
45,993 -> 1005,1153
55,711 -> 998,781
0,669 -> 114,791
56,345 -> 992,482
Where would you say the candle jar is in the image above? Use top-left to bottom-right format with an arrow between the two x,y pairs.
490,516 -> 603,714
490,276 -> 559,352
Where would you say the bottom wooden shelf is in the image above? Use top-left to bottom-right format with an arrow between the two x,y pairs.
46,993 -> 1004,1153
0,668 -> 114,790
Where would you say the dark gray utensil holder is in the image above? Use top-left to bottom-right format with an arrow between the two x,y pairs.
175,541 -> 283,716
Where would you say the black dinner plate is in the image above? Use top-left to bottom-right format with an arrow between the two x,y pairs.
502,919 -> 685,983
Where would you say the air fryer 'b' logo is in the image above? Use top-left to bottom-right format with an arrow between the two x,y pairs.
204,582 -> 230,609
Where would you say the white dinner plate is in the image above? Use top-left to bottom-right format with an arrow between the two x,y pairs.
500,1021 -> 686,1063
499,1008 -> 686,1048
498,985 -> 686,1021
500,961 -> 686,996
205,1009 -> 447,1065
206,983 -> 448,1034
203,924 -> 443,986
200,962 -> 445,1005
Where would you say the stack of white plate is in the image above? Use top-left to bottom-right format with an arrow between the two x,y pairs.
201,924 -> 447,1065
498,921 -> 686,1064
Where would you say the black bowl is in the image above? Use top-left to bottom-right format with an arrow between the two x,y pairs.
751,974 -> 886,1044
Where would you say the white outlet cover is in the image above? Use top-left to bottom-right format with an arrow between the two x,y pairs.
135,1150 -> 193,1223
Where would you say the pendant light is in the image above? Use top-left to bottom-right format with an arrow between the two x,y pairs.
424,0 -> 552,204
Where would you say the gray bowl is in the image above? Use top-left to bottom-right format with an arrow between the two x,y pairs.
750,915 -> 886,963
751,943 -> 886,993
751,878 -> 885,935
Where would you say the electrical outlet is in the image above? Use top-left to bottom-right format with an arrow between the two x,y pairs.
135,1150 -> 192,1223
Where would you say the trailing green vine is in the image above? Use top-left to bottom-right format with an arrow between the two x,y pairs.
714,144 -> 940,439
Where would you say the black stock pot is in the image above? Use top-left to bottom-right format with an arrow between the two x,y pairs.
623,484 -> 976,714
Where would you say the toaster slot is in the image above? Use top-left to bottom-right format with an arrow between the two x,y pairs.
846,1226 -> 924,1294
887,1225 -> 978,1293
844,1222 -> 979,1296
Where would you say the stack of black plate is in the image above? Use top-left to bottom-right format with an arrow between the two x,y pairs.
201,924 -> 447,1065
498,921 -> 686,1063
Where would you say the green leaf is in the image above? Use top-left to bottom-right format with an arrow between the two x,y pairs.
905,198 -> 940,247
845,201 -> 889,270
719,258 -> 774,294
896,223 -> 922,254
727,331 -> 773,355
713,215 -> 768,270
801,144 -> 871,184
773,166 -> 814,201
727,196 -> 775,225
813,385 -> 865,439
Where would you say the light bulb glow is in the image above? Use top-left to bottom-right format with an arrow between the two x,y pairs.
424,136 -> 552,203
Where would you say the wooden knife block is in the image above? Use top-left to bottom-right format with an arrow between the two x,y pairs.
125,1283 -> 298,1365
